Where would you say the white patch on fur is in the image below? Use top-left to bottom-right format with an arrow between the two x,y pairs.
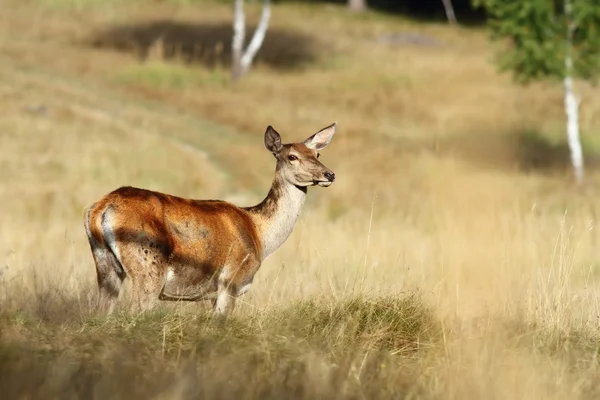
219,265 -> 230,280
260,181 -> 306,260
101,209 -> 123,268
166,268 -> 175,282
214,288 -> 233,316
237,282 -> 252,296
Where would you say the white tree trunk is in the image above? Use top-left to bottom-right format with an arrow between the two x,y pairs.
441,0 -> 457,25
349,0 -> 367,12
240,0 -> 271,73
564,0 -> 584,184
564,75 -> 583,184
231,0 -> 271,82
232,0 -> 246,80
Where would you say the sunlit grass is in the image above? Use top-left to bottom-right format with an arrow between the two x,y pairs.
117,61 -> 228,90
2,0 -> 600,398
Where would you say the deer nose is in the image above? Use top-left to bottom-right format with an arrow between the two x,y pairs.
324,172 -> 336,182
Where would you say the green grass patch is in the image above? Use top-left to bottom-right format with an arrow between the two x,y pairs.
37,0 -> 216,11
38,0 -> 124,11
116,62 -> 228,90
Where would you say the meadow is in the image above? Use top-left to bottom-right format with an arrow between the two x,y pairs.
1,0 -> 600,398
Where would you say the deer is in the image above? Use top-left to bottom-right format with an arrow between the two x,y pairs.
83,122 -> 337,318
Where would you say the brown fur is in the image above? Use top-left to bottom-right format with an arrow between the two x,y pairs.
85,187 -> 262,309
83,122 -> 337,317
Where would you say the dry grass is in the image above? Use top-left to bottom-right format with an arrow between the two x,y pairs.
2,0 -> 600,398
0,292 -> 436,399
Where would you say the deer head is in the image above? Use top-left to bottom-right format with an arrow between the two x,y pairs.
264,122 -> 337,188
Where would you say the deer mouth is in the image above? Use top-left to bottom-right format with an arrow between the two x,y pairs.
316,180 -> 333,187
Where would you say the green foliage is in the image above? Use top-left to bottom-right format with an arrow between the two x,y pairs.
473,0 -> 600,83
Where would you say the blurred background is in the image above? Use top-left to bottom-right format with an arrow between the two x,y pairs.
2,0 -> 600,398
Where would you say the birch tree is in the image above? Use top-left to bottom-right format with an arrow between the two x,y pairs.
232,0 -> 271,82
441,0 -> 457,25
348,0 -> 367,12
474,0 -> 600,183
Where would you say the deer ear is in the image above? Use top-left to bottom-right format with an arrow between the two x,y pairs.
304,122 -> 336,150
264,125 -> 283,154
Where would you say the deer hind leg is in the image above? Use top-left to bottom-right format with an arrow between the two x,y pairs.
91,246 -> 124,315
137,272 -> 167,312
118,243 -> 169,313
85,207 -> 124,315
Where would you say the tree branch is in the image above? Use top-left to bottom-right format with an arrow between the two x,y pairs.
240,0 -> 271,71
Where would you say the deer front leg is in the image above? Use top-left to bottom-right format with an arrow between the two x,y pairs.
213,256 -> 258,319
213,278 -> 237,319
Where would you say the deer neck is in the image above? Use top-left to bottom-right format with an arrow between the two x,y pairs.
245,175 -> 307,260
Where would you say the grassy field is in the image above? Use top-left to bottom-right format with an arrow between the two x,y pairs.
2,0 -> 600,398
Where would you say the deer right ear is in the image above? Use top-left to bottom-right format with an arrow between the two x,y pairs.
304,122 -> 336,150
264,125 -> 283,155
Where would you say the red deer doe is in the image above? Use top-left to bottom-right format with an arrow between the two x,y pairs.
84,122 -> 337,318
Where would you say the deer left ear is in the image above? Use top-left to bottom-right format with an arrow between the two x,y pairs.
304,122 -> 337,150
265,125 -> 283,155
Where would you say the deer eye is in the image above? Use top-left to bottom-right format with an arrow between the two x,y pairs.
317,153 -> 321,159
288,155 -> 298,161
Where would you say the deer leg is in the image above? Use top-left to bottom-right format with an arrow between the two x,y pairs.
213,257 -> 259,319
118,243 -> 168,314
139,274 -> 166,312
213,278 -> 237,319
127,266 -> 166,313
85,211 -> 124,315
236,278 -> 253,297
91,247 -> 124,315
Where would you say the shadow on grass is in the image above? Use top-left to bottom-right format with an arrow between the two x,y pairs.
430,128 -> 600,176
88,20 -> 323,71
516,130 -> 571,172
514,129 -> 600,174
